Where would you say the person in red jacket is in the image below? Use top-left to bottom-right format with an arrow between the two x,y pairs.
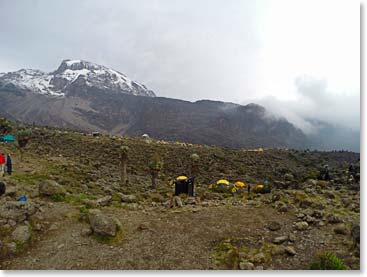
0,153 -> 5,177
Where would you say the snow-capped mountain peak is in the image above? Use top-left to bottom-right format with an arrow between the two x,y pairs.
0,59 -> 156,97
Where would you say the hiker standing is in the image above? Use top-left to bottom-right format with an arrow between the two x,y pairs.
0,153 -> 5,177
247,183 -> 251,194
6,154 -> 12,175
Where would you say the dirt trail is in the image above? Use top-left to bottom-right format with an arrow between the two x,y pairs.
2,204 -> 296,270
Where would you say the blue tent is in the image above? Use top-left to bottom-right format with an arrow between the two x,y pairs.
0,134 -> 15,143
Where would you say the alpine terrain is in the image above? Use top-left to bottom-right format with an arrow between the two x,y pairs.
0,59 -> 311,149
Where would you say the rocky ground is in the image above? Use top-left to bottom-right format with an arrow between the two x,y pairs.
0,126 -> 360,270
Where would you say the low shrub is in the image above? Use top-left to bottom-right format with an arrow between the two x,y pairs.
309,251 -> 348,270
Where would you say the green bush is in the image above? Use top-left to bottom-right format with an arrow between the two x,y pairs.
309,252 -> 348,270
51,193 -> 66,202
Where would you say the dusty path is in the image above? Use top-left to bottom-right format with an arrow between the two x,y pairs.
2,204 -> 297,270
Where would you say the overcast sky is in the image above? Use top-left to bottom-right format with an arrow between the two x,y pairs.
0,0 -> 360,132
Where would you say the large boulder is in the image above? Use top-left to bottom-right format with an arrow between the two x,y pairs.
11,225 -> 31,244
0,201 -> 37,223
39,180 -> 66,197
88,210 -> 121,237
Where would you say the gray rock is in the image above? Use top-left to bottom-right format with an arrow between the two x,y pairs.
295,221 -> 309,231
117,193 -> 137,203
285,246 -> 296,256
325,191 -> 336,199
4,186 -> 17,197
288,233 -> 296,242
351,223 -> 360,244
12,225 -> 31,244
300,199 -> 313,208
271,245 -> 286,255
39,180 -> 66,196
250,253 -> 266,264
327,215 -> 343,224
313,210 -> 324,219
305,215 -> 315,224
278,204 -> 288,212
273,236 -> 288,244
89,210 -> 120,237
239,261 -> 255,270
6,242 -> 17,256
268,221 -> 281,231
96,195 -> 112,207
81,228 -> 92,237
305,179 -> 317,186
0,201 -> 37,223
172,196 -> 183,208
334,224 -> 349,235
185,197 -> 196,205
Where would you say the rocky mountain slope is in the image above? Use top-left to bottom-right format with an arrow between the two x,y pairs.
0,60 -> 359,151
0,60 -> 307,149
0,124 -> 360,269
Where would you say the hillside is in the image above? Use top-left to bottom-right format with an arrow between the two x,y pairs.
0,59 -> 311,149
0,124 -> 360,270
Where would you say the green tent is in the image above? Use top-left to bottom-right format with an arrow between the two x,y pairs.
0,134 -> 15,143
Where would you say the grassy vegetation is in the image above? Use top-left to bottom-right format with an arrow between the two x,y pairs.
309,252 -> 348,270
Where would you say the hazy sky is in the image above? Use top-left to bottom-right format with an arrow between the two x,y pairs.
0,0 -> 360,131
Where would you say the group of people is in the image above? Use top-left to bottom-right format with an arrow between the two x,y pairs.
0,152 -> 12,177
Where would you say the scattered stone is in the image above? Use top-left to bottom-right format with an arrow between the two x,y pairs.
351,223 -> 360,244
305,215 -> 315,224
201,201 -> 209,207
81,228 -> 92,237
39,180 -> 66,196
171,196 -> 183,208
325,191 -> 336,199
137,223 -> 149,231
288,233 -> 296,242
278,204 -> 288,212
12,225 -> 31,244
250,253 -> 266,264
300,199 -> 313,208
305,179 -> 317,186
268,221 -> 281,231
271,245 -> 286,255
334,224 -> 349,235
327,215 -> 343,224
285,246 -> 296,256
0,201 -> 37,223
239,261 -> 255,270
273,236 -> 288,244
49,223 -> 58,231
89,210 -> 120,237
313,210 -> 324,219
117,193 -> 137,203
6,242 -> 17,256
255,266 -> 264,270
295,221 -> 309,231
4,186 -> 17,197
185,197 -> 196,205
96,195 -> 112,207
81,199 -> 98,208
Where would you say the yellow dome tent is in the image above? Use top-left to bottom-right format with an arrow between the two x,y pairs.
216,179 -> 230,186
234,181 -> 246,188
176,176 -> 188,181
